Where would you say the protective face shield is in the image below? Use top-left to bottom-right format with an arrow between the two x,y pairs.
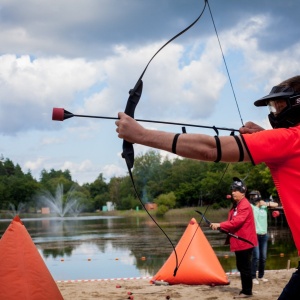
249,190 -> 261,205
267,99 -> 288,116
254,85 -> 300,128
231,177 -> 246,193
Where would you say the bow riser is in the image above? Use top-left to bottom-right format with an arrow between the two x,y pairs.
122,79 -> 143,169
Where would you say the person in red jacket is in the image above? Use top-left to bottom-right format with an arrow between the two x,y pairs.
210,177 -> 257,298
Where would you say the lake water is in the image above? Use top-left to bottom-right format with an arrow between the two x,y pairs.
0,214 -> 298,280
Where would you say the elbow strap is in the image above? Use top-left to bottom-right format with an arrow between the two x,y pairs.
172,133 -> 181,154
214,136 -> 222,163
233,135 -> 244,162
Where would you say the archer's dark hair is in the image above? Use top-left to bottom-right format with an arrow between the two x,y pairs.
278,75 -> 300,92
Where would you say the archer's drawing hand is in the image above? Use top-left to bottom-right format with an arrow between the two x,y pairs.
239,121 -> 265,134
210,223 -> 220,230
116,112 -> 146,143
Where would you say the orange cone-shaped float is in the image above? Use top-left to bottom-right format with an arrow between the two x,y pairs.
0,216 -> 63,300
151,218 -> 229,285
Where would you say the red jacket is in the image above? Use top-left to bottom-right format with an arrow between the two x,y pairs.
220,197 -> 258,252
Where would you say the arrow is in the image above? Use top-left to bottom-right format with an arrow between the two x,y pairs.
52,107 -> 239,133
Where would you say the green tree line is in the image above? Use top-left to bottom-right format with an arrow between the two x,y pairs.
0,151 -> 277,213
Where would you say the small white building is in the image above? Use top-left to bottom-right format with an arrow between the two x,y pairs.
106,202 -> 115,211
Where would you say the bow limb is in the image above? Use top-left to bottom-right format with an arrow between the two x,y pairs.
225,232 -> 254,246
195,210 -> 254,246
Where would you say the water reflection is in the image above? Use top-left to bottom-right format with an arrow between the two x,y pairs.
0,216 -> 297,280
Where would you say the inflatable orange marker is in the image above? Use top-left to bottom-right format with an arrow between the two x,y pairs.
151,218 -> 229,285
0,216 -> 63,300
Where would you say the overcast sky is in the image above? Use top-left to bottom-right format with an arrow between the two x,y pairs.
1,0 -> 300,184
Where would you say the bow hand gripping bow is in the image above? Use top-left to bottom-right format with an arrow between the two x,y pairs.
122,79 -> 143,169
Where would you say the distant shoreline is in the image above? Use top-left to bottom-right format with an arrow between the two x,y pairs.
0,206 -> 230,221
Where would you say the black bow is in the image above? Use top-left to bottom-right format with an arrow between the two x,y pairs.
195,210 -> 254,246
121,1 -> 208,277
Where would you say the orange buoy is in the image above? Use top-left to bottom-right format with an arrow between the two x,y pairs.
0,216 -> 63,299
151,218 -> 229,285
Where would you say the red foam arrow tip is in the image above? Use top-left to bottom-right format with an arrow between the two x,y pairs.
52,108 -> 64,121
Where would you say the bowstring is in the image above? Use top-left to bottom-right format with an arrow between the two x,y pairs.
206,0 -> 244,127
199,0 -> 245,220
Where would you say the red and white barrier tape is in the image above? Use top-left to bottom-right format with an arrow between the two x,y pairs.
57,276 -> 153,283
